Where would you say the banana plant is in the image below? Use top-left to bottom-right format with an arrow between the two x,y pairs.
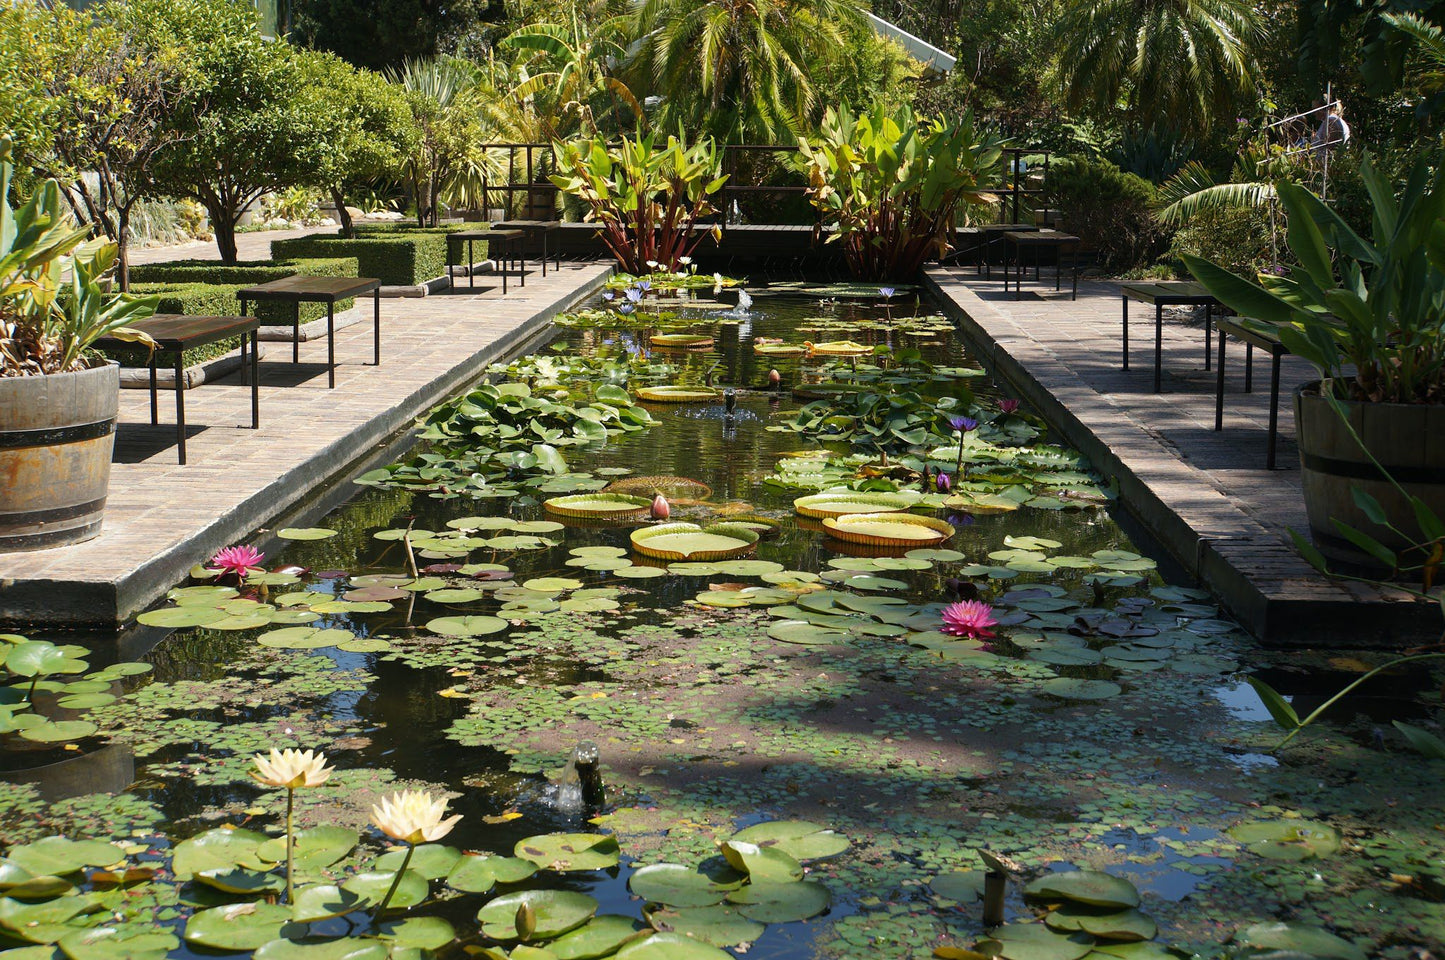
797,104 -> 1005,281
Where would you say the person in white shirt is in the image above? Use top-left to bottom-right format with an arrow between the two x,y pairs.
1311,101 -> 1351,154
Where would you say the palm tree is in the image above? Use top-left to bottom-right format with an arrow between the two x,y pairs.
388,57 -> 498,225
1051,0 -> 1264,135
634,0 -> 865,142
501,7 -> 642,136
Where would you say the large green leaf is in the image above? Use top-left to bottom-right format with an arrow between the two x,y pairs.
476,889 -> 598,941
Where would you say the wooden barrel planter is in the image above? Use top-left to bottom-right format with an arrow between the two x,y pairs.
0,362 -> 119,551
1295,381 -> 1445,571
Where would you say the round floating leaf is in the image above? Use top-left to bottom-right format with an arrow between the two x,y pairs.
257,627 -> 354,650
18,719 -> 98,743
184,902 -> 301,952
276,528 -> 338,541
194,867 -> 285,896
1235,922 -> 1367,960
378,916 -> 456,951
1044,905 -> 1157,942
1024,870 -> 1140,909
425,616 -> 508,637
644,904 -> 763,947
6,838 -> 125,876
616,932 -> 734,959
1227,820 -> 1340,861
548,915 -> 647,960
631,523 -> 758,561
1039,678 -> 1122,701
445,854 -> 538,893
716,841 -> 802,882
423,588 -> 489,604
978,922 -> 1094,960
544,494 -> 651,519
793,492 -> 917,519
375,844 -> 461,880
667,562 -> 720,576
614,566 -> 667,579
341,870 -> 428,910
629,862 -> 744,907
136,605 -> 227,628
171,828 -> 269,877
515,833 -> 620,872
931,870 -> 987,902
822,513 -> 954,547
477,890 -> 598,940
289,884 -> 367,923
254,938 -> 388,960
337,637 -> 392,653
730,821 -> 849,861
767,620 -> 849,646
58,927 -> 180,960
726,880 -> 831,922
712,560 -> 785,577
257,827 -> 358,872
635,385 -> 720,403
524,577 -> 584,593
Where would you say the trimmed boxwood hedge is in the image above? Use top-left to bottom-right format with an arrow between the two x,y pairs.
128,255 -> 359,286
103,282 -> 248,369
272,231 -> 454,287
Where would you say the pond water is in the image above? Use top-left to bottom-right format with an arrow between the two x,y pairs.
1,281 -> 1440,960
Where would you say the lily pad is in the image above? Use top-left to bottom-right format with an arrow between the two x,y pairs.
635,385 -> 720,403
977,922 -> 1095,960
184,902 -> 302,952
445,854 -> 539,893
730,821 -> 849,861
1039,678 -> 1123,701
1024,870 -> 1140,909
631,523 -> 758,561
1235,922 -> 1366,960
716,840 -> 803,882
793,492 -> 917,519
276,528 -> 338,541
516,833 -> 621,872
341,870 -> 429,910
616,932 -> 735,959
629,862 -> 744,907
545,494 -> 652,519
1227,819 -> 1341,861
58,927 -> 180,960
374,844 -> 460,880
6,838 -> 125,876
172,828 -> 269,877
548,915 -> 647,960
823,513 -> 954,547
1044,905 -> 1157,941
726,880 -> 831,923
253,938 -> 387,960
425,615 -> 509,637
643,904 -> 763,947
477,890 -> 598,940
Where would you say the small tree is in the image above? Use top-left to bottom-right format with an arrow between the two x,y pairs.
391,58 -> 487,227
300,53 -> 417,237
142,0 -> 346,263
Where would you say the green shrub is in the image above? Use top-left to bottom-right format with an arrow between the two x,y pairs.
1045,156 -> 1170,273
1169,204 -> 1277,280
271,232 -> 450,286
101,282 -> 244,369
128,255 -> 359,286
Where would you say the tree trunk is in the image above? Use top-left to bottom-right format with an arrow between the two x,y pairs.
116,204 -> 132,292
206,201 -> 240,264
331,187 -> 354,238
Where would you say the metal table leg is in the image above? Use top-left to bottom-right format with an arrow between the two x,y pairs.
1244,343 -> 1254,392
468,239 -> 475,290
1267,352 -> 1281,470
1204,304 -> 1212,370
249,329 -> 259,429
373,289 -> 381,366
149,360 -> 159,424
1121,296 -> 1129,371
327,301 -> 335,389
541,229 -> 548,277
1153,303 -> 1163,392
174,352 -> 186,465
519,235 -> 526,288
1215,327 -> 1227,431
293,302 -> 300,364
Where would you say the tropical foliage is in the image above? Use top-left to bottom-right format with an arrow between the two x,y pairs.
798,104 -> 1004,280
551,133 -> 728,273
1183,154 -> 1445,406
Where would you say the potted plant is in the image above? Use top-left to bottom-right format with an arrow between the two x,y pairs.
1183,154 -> 1445,571
0,139 -> 157,551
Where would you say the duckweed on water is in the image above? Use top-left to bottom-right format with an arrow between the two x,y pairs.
2,285 -> 1441,959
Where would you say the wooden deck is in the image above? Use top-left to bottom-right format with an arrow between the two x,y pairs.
0,262 -> 611,629
924,265 -> 1436,646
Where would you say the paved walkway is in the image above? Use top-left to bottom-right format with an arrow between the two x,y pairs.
127,225 -> 334,266
924,266 -> 1433,645
1,259 -> 611,628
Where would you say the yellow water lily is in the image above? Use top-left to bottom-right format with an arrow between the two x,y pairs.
250,748 -> 333,789
371,789 -> 462,845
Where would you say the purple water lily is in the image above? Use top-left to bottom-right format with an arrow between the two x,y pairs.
637,279 -> 652,292
624,286 -> 644,303
602,290 -> 617,302
947,414 -> 978,433
935,472 -> 952,493
879,286 -> 895,299
618,302 -> 636,315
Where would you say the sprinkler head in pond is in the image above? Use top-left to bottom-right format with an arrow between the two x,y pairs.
724,389 -> 737,416
650,494 -> 670,520
547,740 -> 606,813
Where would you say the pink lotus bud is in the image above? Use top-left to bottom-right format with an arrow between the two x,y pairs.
768,369 -> 781,388
651,494 -> 670,520
936,472 -> 952,493
999,399 -> 1021,414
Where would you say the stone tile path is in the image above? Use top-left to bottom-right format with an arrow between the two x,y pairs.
127,225 -> 333,266
0,259 -> 611,628
924,266 -> 1433,645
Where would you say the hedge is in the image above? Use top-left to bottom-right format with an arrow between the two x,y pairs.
128,255 -> 359,286
271,232 -> 453,287
102,282 -> 246,369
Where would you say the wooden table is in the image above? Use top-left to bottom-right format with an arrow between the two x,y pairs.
949,223 -> 1037,275
237,276 -> 381,389
96,314 -> 259,465
1215,317 -> 1291,470
490,220 -> 561,276
1004,229 -> 1079,300
447,229 -> 525,294
1120,281 -> 1223,392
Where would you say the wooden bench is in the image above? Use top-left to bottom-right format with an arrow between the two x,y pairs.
96,314 -> 260,465
1215,317 -> 1291,470
237,276 -> 382,390
448,229 -> 525,294
1120,282 -> 1222,392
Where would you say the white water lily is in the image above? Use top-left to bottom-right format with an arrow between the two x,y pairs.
371,789 -> 462,844
678,256 -> 692,265
250,748 -> 333,789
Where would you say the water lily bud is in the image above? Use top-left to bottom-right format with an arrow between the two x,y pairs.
936,472 -> 952,493
651,494 -> 670,520
768,369 -> 781,389
515,901 -> 536,941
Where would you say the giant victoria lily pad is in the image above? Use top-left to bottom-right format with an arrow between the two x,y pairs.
822,513 -> 954,547
635,385 -> 719,403
793,491 -> 918,519
630,523 -> 759,561
544,494 -> 652,519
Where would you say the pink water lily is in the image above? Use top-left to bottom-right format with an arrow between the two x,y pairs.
212,544 -> 264,580
940,600 -> 998,640
999,399 -> 1021,414
651,494 -> 671,520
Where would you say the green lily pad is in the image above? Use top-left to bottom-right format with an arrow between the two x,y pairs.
547,915 -> 647,960
276,528 -> 338,541
184,902 -> 302,951
374,843 -> 461,880
58,927 -> 180,960
136,605 -> 227,628
1039,678 -> 1122,701
726,880 -> 831,922
337,637 -> 392,653
5,838 -> 123,877
930,870 -> 987,902
615,932 -> 734,959
17,720 -> 98,743
716,840 -> 803,882
257,827 -> 357,872
194,867 -> 286,896
730,821 -> 849,861
643,904 -> 764,947
425,616 -> 509,637
378,916 -> 457,951
629,862 -> 744,907
767,620 -> 850,645
1045,905 -> 1157,941
1024,870 -> 1140,909
1227,819 -> 1341,861
289,884 -> 368,923
978,922 -> 1095,960
171,828 -> 269,877
515,833 -> 621,872
254,938 -> 388,960
1235,922 -> 1366,960
445,854 -> 539,893
341,870 -> 429,910
523,577 -> 584,593
477,890 -> 598,940
257,627 -> 354,649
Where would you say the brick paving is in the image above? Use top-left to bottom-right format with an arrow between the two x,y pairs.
0,258 -> 611,628
126,225 -> 334,266
924,266 -> 1433,645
